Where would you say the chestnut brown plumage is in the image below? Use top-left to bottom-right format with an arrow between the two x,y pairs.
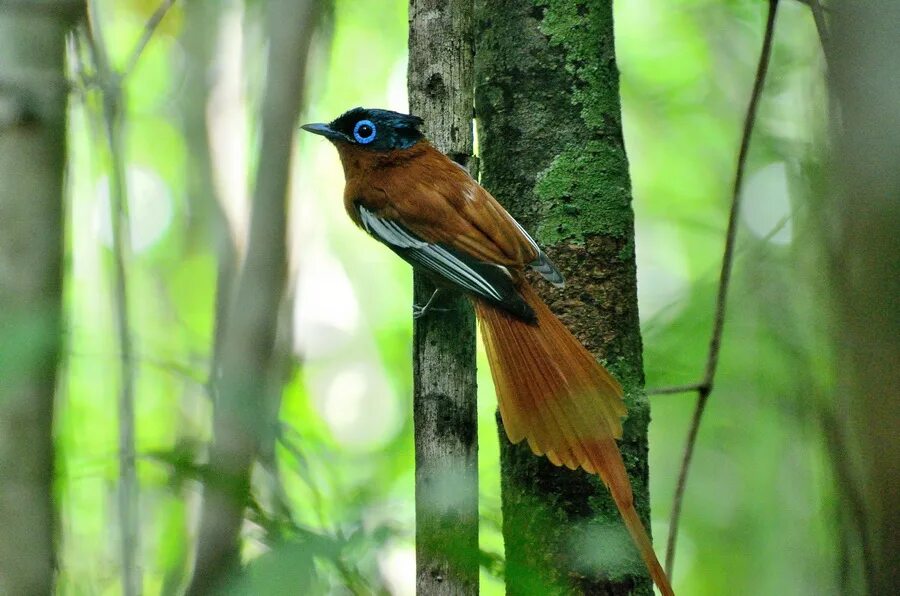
303,108 -> 674,596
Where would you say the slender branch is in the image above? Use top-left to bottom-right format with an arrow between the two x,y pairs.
122,0 -> 176,78
644,205 -> 797,364
792,0 -> 831,71
805,0 -> 830,51
818,407 -> 874,592
792,0 -> 830,9
84,3 -> 140,594
647,383 -> 705,396
664,0 -> 780,578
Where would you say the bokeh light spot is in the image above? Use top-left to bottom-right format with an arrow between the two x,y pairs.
94,165 -> 173,253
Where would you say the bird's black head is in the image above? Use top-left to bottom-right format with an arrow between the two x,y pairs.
301,107 -> 425,151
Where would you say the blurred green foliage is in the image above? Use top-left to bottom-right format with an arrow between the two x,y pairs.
58,0 -> 837,594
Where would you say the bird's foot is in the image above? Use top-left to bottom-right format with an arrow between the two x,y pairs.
413,289 -> 453,320
412,304 -> 453,320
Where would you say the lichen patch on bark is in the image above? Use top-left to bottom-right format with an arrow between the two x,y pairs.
476,0 -> 654,593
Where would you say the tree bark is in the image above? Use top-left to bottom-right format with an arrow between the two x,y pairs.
408,1 -> 479,594
0,1 -> 80,592
826,2 -> 900,594
187,1 -> 318,593
474,1 -> 653,593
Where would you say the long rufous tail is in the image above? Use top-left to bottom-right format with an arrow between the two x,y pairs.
474,281 -> 674,596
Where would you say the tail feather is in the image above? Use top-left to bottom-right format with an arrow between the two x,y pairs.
474,281 -> 674,596
475,282 -> 625,462
586,439 -> 674,596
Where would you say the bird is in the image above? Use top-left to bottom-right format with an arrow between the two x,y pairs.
302,107 -> 674,596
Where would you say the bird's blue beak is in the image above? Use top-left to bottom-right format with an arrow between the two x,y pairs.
301,122 -> 349,142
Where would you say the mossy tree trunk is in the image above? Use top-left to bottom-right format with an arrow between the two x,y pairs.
408,1 -> 479,593
474,2 -> 654,593
0,1 -> 80,592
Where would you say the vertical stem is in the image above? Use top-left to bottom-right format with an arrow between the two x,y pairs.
106,98 -> 141,596
664,0 -> 779,577
408,1 -> 479,593
85,4 -> 141,593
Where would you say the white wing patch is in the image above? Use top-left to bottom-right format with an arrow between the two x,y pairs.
358,205 -> 503,301
507,215 -> 564,287
359,208 -> 427,249
510,217 -> 540,253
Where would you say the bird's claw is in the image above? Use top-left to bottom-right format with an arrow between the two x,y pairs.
413,288 -> 452,320
412,304 -> 452,320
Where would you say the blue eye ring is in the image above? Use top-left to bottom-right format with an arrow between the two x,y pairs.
353,119 -> 377,144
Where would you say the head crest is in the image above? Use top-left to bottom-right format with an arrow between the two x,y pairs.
327,107 -> 425,150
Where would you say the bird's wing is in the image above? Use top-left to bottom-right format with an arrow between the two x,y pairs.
456,184 -> 564,287
354,203 -> 536,321
368,145 -> 564,286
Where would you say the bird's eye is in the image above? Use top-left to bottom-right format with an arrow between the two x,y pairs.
353,119 -> 377,144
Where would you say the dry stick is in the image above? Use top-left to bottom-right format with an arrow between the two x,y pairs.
793,0 -> 831,14
643,207 -> 796,361
84,3 -> 177,593
647,383 -> 705,397
805,0 -> 830,51
122,0 -> 177,78
662,0 -> 780,578
818,407 -> 875,592
84,4 -> 140,594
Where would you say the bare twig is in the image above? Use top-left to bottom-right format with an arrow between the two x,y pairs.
793,0 -> 832,72
646,383 -> 705,396
122,0 -> 177,78
805,0 -> 830,50
792,0 -> 830,10
819,407 -> 874,593
663,0 -> 780,578
644,204 -> 798,362
84,3 -> 140,594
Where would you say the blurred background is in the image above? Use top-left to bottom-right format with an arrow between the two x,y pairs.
57,0 -> 840,593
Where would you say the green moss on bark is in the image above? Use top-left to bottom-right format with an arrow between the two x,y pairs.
476,0 -> 653,594
538,0 -> 622,134
535,142 -> 632,243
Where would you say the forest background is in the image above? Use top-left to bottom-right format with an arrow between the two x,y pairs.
2,0 -> 895,594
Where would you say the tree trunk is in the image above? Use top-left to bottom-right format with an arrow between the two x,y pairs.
474,2 -> 653,593
0,1 -> 79,592
187,1 -> 318,592
826,2 -> 900,594
408,1 -> 479,594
